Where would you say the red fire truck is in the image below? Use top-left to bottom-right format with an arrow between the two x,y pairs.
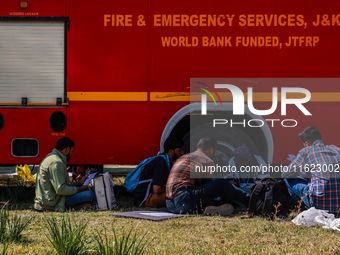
0,0 -> 339,168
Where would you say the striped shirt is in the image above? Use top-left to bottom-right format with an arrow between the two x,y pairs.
282,140 -> 340,213
166,149 -> 214,200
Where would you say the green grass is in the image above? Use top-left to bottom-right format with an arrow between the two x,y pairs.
2,177 -> 340,254
2,210 -> 340,254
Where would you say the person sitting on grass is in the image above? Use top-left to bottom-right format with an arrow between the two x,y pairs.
34,137 -> 94,212
166,137 -> 249,216
226,145 -> 269,194
282,126 -> 340,214
133,136 -> 184,208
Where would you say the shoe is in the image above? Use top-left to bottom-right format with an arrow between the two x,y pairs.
204,203 -> 234,217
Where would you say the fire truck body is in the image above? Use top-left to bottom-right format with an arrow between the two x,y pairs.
0,0 -> 339,167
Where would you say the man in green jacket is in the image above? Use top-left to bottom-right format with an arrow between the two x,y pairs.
34,137 -> 94,212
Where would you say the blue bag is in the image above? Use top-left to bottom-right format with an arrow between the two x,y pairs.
124,154 -> 170,193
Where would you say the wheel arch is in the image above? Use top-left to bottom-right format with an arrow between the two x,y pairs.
160,103 -> 274,164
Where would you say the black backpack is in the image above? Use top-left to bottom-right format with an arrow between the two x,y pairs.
248,178 -> 295,218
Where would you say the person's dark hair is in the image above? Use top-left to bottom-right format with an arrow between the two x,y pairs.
56,137 -> 75,150
298,126 -> 322,143
197,137 -> 217,151
164,136 -> 184,153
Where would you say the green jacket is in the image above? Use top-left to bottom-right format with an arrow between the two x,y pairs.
34,149 -> 79,212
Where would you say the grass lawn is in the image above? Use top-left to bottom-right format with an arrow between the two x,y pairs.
1,178 -> 340,254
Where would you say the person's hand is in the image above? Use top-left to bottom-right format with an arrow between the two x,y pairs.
80,185 -> 89,192
229,180 -> 237,185
229,179 -> 239,187
79,176 -> 87,184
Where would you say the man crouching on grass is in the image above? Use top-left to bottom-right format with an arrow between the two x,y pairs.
133,136 -> 184,208
34,137 -> 94,212
166,137 -> 249,216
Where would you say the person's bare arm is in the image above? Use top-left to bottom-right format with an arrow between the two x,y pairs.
153,185 -> 165,194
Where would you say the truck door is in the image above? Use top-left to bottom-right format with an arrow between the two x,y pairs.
0,20 -> 66,104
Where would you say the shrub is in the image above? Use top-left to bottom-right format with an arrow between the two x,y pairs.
92,226 -> 151,255
0,205 -> 31,242
44,215 -> 89,255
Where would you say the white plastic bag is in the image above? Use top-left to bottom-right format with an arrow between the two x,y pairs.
315,217 -> 340,232
292,207 -> 335,227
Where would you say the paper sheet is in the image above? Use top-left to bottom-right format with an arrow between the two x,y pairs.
84,172 -> 98,186
140,212 -> 177,217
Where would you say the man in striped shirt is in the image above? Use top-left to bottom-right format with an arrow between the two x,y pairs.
282,126 -> 340,214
